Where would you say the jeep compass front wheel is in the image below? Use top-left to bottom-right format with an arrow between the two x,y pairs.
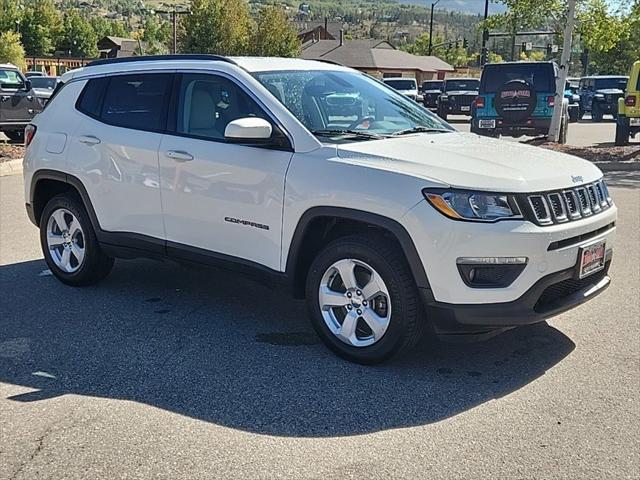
306,235 -> 425,364
40,194 -> 114,286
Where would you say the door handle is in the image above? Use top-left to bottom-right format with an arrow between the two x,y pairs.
166,150 -> 194,162
78,135 -> 101,145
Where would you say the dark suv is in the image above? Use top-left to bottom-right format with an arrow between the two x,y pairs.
421,80 -> 443,110
0,64 -> 43,142
471,61 -> 568,142
578,75 -> 628,122
437,78 -> 479,120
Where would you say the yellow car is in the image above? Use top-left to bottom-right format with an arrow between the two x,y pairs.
616,61 -> 640,146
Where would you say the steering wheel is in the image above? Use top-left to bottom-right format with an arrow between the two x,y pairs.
347,116 -> 375,130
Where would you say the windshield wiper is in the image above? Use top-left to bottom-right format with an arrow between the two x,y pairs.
311,129 -> 386,140
392,126 -> 451,136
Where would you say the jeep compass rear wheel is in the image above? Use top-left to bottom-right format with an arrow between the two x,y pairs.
306,235 -> 425,364
40,194 -> 114,286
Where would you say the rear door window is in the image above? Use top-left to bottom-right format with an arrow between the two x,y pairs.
99,74 -> 173,131
481,64 -> 555,93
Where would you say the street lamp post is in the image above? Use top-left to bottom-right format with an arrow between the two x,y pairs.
428,0 -> 441,56
480,0 -> 490,65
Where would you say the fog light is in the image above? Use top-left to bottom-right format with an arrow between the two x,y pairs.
456,257 -> 527,288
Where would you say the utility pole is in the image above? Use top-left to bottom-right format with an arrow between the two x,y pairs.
428,0 -> 440,56
480,0 -> 489,65
155,8 -> 189,54
548,0 -> 577,142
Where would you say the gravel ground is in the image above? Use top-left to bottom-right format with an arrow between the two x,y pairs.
0,173 -> 638,479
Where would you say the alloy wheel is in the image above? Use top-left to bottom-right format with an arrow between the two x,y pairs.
318,258 -> 392,347
46,208 -> 86,273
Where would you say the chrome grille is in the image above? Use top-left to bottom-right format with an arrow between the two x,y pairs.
524,180 -> 613,226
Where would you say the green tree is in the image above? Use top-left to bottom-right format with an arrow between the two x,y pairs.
140,17 -> 171,55
487,51 -> 504,63
0,0 -> 24,34
90,17 -> 129,40
578,0 -> 638,74
59,9 -> 98,57
20,0 -> 63,56
252,5 -> 301,57
180,0 -> 252,55
404,34 -> 471,67
0,31 -> 26,70
483,0 -> 563,61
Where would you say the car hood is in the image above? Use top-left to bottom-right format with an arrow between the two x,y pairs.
336,132 -> 602,192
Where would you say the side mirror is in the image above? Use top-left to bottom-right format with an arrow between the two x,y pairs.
24,80 -> 32,91
225,117 -> 273,142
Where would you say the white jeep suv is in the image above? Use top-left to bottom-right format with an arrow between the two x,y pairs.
23,55 -> 616,364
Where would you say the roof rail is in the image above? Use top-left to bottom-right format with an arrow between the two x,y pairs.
86,54 -> 236,68
312,58 -> 344,67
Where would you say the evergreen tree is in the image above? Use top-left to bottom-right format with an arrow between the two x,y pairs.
252,5 -> 301,57
0,31 -> 26,69
180,0 -> 252,55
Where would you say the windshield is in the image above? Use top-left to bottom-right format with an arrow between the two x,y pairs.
594,77 -> 628,90
383,79 -> 417,90
445,79 -> 479,91
30,77 -> 57,89
0,69 -> 25,88
481,64 -> 555,93
254,70 -> 453,140
422,81 -> 443,90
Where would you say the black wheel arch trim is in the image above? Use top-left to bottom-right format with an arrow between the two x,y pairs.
285,206 -> 433,294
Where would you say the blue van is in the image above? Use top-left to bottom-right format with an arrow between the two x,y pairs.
471,61 -> 568,142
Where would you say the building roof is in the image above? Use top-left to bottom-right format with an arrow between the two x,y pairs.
295,21 -> 343,39
300,39 -> 454,73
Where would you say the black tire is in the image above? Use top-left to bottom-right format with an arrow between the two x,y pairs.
559,115 -> 568,144
615,120 -> 630,146
437,105 -> 448,121
40,193 -> 114,286
578,106 -> 585,120
4,130 -> 24,143
568,107 -> 579,123
305,234 -> 426,364
592,102 -> 603,122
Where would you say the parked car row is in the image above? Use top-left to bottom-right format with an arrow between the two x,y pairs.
1,64 -> 60,143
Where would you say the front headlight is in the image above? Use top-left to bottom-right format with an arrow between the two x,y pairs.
423,189 -> 522,222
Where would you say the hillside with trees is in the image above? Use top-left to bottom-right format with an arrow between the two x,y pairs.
0,0 -> 637,75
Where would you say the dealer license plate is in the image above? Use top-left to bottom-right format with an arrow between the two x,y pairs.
461,106 -> 470,112
578,240 -> 606,279
479,119 -> 496,129
630,118 -> 640,126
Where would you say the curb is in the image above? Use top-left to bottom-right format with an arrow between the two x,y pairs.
0,159 -> 23,177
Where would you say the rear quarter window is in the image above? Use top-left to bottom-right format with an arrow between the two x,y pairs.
481,64 -> 555,93
76,77 -> 108,117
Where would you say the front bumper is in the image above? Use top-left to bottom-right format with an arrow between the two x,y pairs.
402,198 -> 617,334
442,102 -> 473,115
424,255 -> 611,339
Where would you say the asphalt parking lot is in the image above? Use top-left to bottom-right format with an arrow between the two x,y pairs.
1,170 -> 639,478
453,114 -> 637,147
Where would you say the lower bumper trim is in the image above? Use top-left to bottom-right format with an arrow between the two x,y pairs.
424,256 -> 612,339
